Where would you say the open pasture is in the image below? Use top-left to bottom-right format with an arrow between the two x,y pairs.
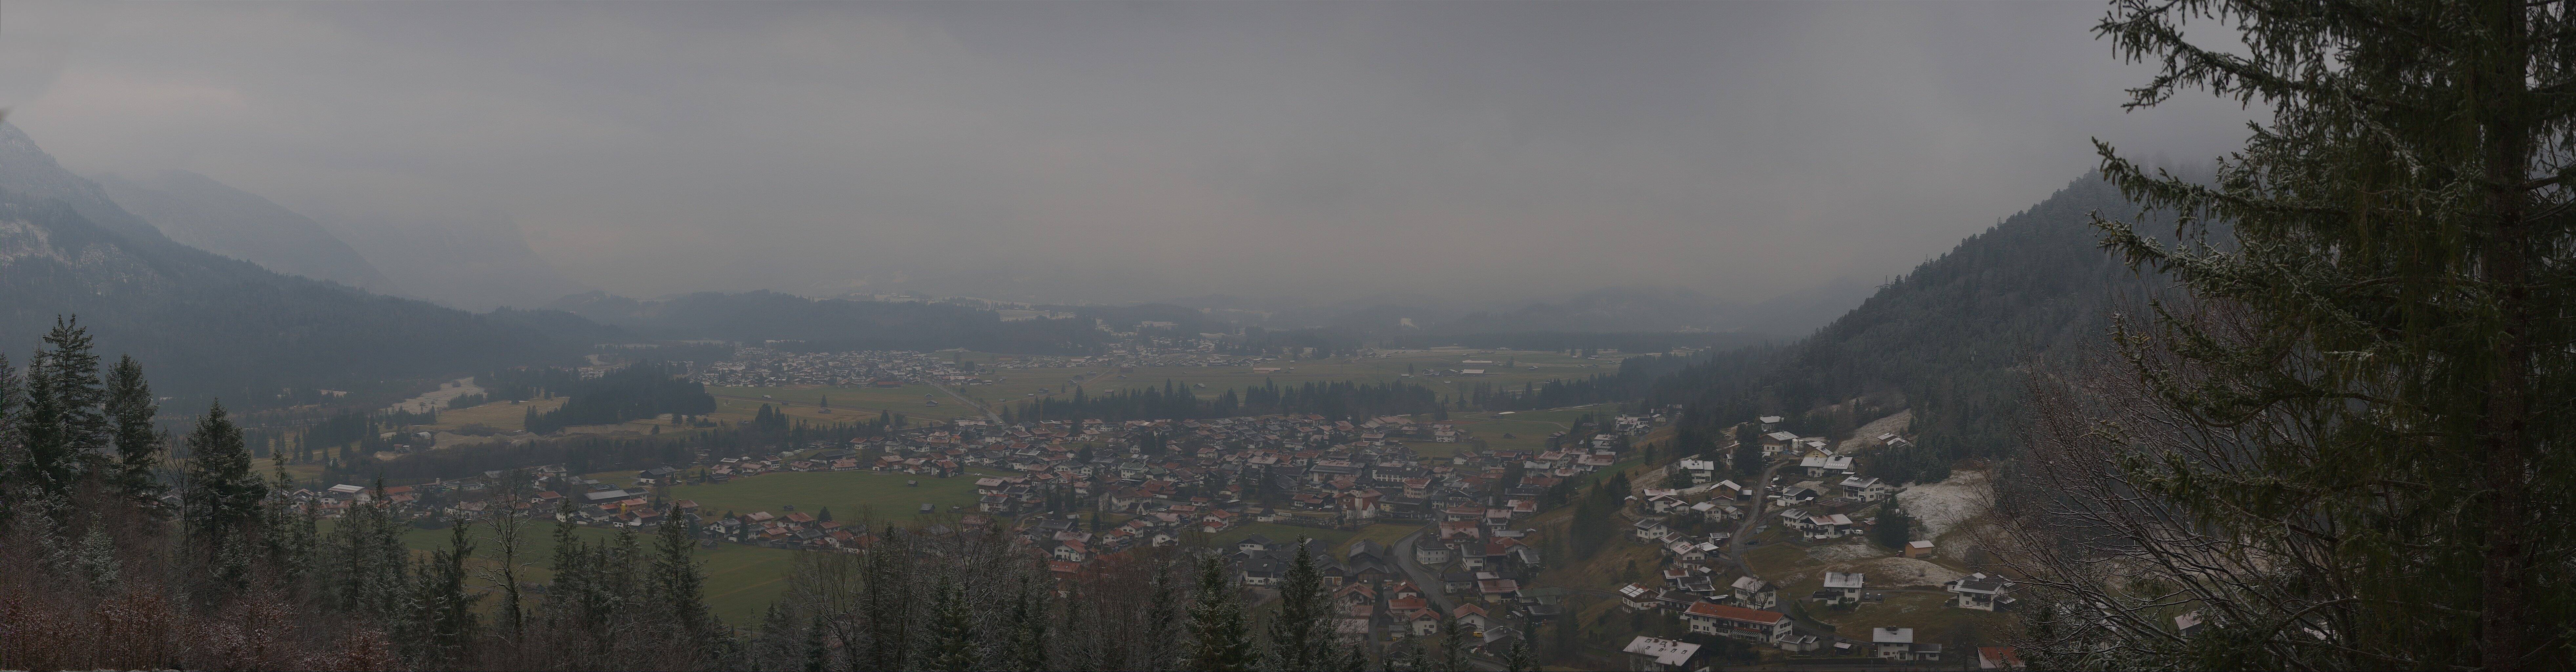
665,469 -> 995,522
392,523 -> 799,626
707,348 -> 1642,426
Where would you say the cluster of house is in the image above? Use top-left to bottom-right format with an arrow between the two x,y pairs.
1212,535 -> 1550,659
1606,416 -> 2023,666
852,413 -> 1650,528
946,413 -> 1658,579
1624,633 -> 2024,672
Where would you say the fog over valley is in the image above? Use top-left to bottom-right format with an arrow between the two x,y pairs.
9,3 -> 2534,672
0,1 -> 2243,316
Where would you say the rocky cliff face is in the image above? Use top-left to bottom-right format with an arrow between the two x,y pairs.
0,122 -> 167,245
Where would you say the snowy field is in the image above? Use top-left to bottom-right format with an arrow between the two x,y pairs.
1896,468 -> 1991,539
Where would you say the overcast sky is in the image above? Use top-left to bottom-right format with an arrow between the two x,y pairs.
0,1 -> 2251,305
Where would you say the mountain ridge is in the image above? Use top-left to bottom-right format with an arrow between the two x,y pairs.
94,169 -> 400,293
0,127 -> 605,410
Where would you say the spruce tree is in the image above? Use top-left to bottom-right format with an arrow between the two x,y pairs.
803,613 -> 831,672
1265,538 -> 1330,671
1010,575 -> 1051,672
262,458 -> 320,585
1998,2 -> 2576,669
1335,640 -> 1367,671
861,526 -> 914,670
1437,613 -> 1464,672
22,317 -> 108,495
1869,507 -> 1911,550
650,504 -> 715,650
1184,555 -> 1255,672
72,521 -> 118,593
182,401 -> 268,586
326,481 -> 412,618
921,576 -> 979,672
103,354 -> 161,505
0,352 -> 23,526
1731,423 -> 1763,478
1142,555 -> 1185,671
411,522 -> 484,665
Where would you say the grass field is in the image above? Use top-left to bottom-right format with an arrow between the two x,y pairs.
703,349 -> 1648,427
1336,521 -> 1421,555
426,397 -> 567,432
391,523 -> 800,626
1210,522 -> 1360,551
664,470 -> 997,522
1803,588 -> 2012,645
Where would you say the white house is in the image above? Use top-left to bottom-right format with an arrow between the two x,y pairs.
1677,459 -> 1718,484
1946,573 -> 2019,611
1840,476 -> 1894,501
1872,627 -> 1944,662
1823,572 -> 1866,604
1633,518 -> 1672,542
1731,576 -> 1777,610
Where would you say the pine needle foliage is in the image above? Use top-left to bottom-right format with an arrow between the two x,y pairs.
2004,1 -> 2576,669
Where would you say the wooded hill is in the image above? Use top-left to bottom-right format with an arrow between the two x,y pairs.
1651,174 -> 2174,480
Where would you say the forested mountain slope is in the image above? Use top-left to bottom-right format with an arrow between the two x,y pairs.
0,192 -> 604,410
96,169 -> 400,293
0,125 -> 608,410
1654,174 -> 2171,479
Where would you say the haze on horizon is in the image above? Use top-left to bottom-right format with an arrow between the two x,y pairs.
0,1 -> 2249,309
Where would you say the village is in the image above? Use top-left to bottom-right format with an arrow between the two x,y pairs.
284,402 -> 2022,671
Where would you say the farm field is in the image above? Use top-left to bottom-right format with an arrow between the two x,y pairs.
1335,521 -> 1420,556
706,348 -> 1646,427
664,470 -> 998,522
392,524 -> 798,626
425,397 -> 567,433
1210,522 -> 1360,551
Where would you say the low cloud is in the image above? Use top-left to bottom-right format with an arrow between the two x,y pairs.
10,1 -> 2252,305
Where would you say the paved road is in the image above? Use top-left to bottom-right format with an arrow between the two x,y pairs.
923,381 -> 1003,423
1390,523 -> 1510,671
1391,523 -> 1458,612
1723,452 -> 1791,571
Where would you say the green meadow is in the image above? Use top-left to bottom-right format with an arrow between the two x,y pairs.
666,469 -> 996,522
394,523 -> 797,626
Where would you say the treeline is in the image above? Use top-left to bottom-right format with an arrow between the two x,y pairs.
0,318 -> 721,670
1450,350 -> 1716,413
334,412 -> 893,486
476,366 -> 582,403
525,363 -> 716,434
1002,379 -> 1442,423
749,522 -> 1517,672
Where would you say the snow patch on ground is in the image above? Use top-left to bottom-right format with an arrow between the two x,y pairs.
1805,540 -> 1890,563
1829,557 -> 1966,588
1896,469 -> 1991,539
1835,409 -> 1914,452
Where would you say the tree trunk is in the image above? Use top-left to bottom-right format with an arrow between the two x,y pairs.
2476,1 -> 2534,667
